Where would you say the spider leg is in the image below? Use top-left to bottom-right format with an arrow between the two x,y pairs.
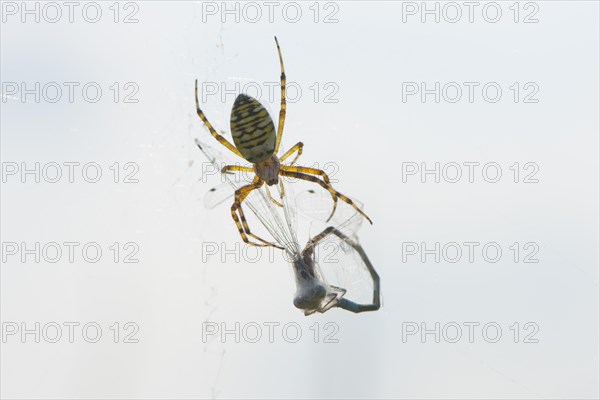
305,227 -> 380,313
265,185 -> 283,207
195,79 -> 243,158
220,165 -> 255,194
274,36 -> 286,154
221,165 -> 253,173
279,170 -> 373,224
279,142 -> 304,165
279,179 -> 285,200
235,206 -> 285,250
280,165 -> 338,221
231,178 -> 285,250
221,165 -> 253,183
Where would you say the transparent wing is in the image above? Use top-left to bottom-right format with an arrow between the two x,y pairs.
195,137 -> 379,313
295,188 -> 365,240
195,138 -> 300,255
204,183 -> 233,210
314,229 -> 378,309
293,189 -> 377,308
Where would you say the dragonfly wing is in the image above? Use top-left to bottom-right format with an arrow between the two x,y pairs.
203,183 -> 233,209
295,189 -> 365,238
196,138 -> 300,255
293,189 -> 376,308
310,227 -> 376,308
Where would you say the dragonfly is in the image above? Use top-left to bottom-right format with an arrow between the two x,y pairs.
195,138 -> 380,315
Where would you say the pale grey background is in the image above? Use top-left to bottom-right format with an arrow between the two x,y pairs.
1,1 -> 599,399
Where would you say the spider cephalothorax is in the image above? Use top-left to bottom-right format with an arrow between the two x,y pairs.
195,37 -> 371,249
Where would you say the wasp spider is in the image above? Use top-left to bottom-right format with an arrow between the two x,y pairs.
195,37 -> 371,249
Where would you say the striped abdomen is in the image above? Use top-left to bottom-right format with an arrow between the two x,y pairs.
230,94 -> 276,163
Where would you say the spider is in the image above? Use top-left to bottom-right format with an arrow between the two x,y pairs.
195,36 -> 372,249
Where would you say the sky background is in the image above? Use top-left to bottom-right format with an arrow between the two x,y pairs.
1,1 -> 599,399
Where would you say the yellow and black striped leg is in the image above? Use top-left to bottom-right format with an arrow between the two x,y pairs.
221,165 -> 254,190
265,185 -> 283,208
221,164 -> 253,177
280,165 -> 338,219
234,205 -> 284,250
279,170 -> 373,225
280,165 -> 333,184
273,36 -> 286,154
279,142 -> 304,165
195,79 -> 243,158
279,179 -> 285,200
231,178 -> 285,249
